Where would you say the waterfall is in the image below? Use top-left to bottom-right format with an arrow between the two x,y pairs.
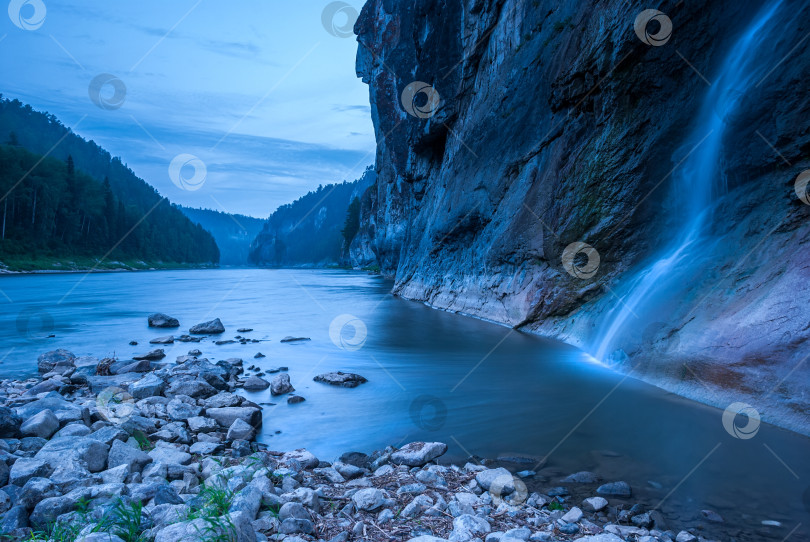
594,1 -> 784,363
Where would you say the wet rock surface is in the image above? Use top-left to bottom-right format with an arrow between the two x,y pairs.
353,0 -> 810,436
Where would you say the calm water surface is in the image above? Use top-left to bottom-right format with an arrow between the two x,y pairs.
1,269 -> 808,540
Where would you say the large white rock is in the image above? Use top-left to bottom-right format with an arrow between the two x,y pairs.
390,441 -> 447,466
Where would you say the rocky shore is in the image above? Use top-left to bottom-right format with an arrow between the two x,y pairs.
0,317 -> 717,542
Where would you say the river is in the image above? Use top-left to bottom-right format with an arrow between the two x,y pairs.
1,268 -> 808,540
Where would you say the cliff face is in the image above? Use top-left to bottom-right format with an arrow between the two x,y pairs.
355,0 -> 810,434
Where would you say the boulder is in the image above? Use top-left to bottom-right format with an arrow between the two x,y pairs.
390,441 -> 448,467
597,481 -> 632,497
270,374 -> 294,395
243,375 -> 270,391
37,349 -> 75,373
54,423 -> 92,438
154,484 -> 184,505
35,437 -> 108,473
280,336 -> 310,343
154,512 -> 256,542
476,467 -> 515,493
129,373 -> 166,399
282,449 -> 319,469
0,506 -> 28,532
227,418 -> 255,441
206,407 -> 262,428
30,489 -> 91,527
279,518 -> 314,534
0,406 -> 21,437
19,477 -> 59,509
20,409 -> 60,439
149,442 -> 192,466
107,439 -> 152,472
9,458 -> 52,486
204,392 -> 241,408
132,349 -> 165,361
452,514 -> 491,537
166,378 -> 216,399
189,318 -> 225,334
562,471 -> 599,483
279,502 -> 310,522
187,416 -> 219,433
15,393 -> 86,424
150,335 -> 175,344
313,371 -> 368,388
149,313 -> 180,328
352,488 -> 385,511
583,496 -> 608,512
166,399 -> 203,420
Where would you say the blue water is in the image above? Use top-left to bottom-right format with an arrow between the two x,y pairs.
1,269 -> 809,540
595,1 -> 784,362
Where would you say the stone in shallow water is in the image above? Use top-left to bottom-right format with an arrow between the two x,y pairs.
149,313 -> 180,328
597,481 -> 631,497
562,471 -> 599,483
270,374 -> 294,396
243,375 -> 270,391
280,336 -> 310,343
313,371 -> 368,388
189,318 -> 225,334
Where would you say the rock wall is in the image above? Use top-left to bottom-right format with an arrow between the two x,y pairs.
355,0 -> 810,434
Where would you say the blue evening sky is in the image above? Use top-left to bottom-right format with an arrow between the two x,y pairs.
1,0 -> 373,217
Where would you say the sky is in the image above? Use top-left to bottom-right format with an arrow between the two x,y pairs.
0,0 -> 374,217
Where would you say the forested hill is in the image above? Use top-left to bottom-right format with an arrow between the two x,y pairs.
249,167 -> 375,267
178,207 -> 264,266
0,96 -> 219,270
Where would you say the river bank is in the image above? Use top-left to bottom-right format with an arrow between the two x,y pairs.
0,258 -> 218,274
0,345 -> 746,542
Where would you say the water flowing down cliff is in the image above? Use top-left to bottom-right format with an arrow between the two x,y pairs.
594,0 -> 785,362
354,0 -> 810,434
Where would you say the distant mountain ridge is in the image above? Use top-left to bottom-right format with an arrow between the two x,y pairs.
249,167 -> 375,267
0,96 -> 219,269
178,206 -> 264,266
